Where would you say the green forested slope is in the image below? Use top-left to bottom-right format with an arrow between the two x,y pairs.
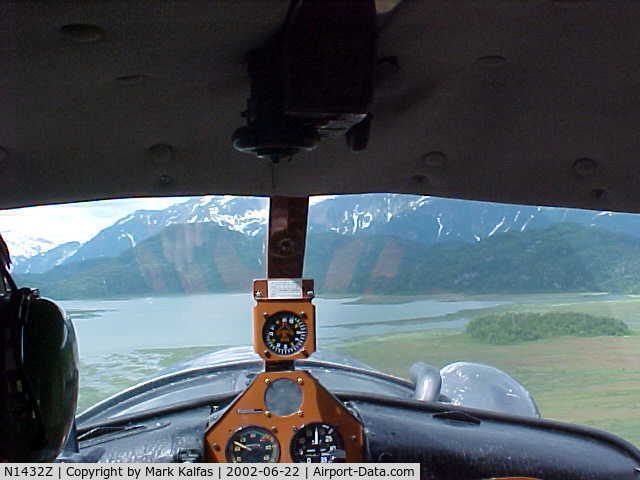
17,223 -> 640,299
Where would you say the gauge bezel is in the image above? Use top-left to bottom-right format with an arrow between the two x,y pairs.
253,299 -> 316,362
264,378 -> 303,416
262,310 -> 308,356
290,422 -> 344,463
225,425 -> 281,463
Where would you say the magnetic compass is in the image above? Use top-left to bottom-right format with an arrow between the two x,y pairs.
262,311 -> 308,356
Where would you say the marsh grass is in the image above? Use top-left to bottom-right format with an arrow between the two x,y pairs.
332,298 -> 640,446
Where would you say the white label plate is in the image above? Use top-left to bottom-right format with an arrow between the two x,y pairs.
268,279 -> 303,299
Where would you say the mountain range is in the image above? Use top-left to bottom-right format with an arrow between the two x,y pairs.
9,194 -> 640,276
2,230 -> 59,271
15,222 -> 640,299
8,194 -> 640,299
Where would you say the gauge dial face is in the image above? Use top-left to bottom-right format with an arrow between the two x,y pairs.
290,423 -> 343,463
262,311 -> 308,356
225,426 -> 280,463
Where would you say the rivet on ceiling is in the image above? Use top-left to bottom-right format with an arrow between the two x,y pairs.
552,0 -> 585,8
159,174 -> 173,186
591,188 -> 607,200
422,151 -> 446,168
116,75 -> 148,86
148,144 -> 174,165
573,157 -> 598,177
476,55 -> 507,67
60,24 -> 105,43
411,174 -> 428,184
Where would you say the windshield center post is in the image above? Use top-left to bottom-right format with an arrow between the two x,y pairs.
253,196 -> 316,369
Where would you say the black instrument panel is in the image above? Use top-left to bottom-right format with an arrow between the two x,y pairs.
350,397 -> 640,480
74,392 -> 640,479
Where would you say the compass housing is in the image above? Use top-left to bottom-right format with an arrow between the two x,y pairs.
262,311 -> 309,357
253,299 -> 316,362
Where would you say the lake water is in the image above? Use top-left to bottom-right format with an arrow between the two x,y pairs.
63,293 -> 509,356
62,292 -> 628,410
62,293 -> 513,409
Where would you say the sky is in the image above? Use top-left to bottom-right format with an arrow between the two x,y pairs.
0,197 -> 187,250
0,195 -> 333,254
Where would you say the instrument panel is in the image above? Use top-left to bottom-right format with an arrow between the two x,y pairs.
205,280 -> 363,463
204,370 -> 364,463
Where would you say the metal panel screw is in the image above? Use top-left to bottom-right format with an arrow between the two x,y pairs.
573,157 -> 598,177
422,151 -> 446,168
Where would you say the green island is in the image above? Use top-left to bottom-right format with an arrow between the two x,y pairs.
332,297 -> 640,446
466,311 -> 630,344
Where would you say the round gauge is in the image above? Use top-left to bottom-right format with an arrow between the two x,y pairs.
225,426 -> 280,463
262,311 -> 308,356
290,423 -> 344,463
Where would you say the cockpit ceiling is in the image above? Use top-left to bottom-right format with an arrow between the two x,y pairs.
3,1 -> 640,212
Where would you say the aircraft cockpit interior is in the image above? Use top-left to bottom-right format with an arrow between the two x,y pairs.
2,1 -> 640,478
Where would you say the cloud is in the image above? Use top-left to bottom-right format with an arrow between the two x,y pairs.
0,197 -> 187,245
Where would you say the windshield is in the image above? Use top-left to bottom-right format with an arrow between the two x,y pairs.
2,194 -> 638,446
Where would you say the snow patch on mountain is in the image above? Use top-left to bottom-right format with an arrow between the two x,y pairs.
488,216 -> 506,237
436,215 -> 444,240
521,215 -> 535,232
55,246 -> 80,266
12,193 -> 640,276
408,196 -> 431,210
119,233 -> 136,247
